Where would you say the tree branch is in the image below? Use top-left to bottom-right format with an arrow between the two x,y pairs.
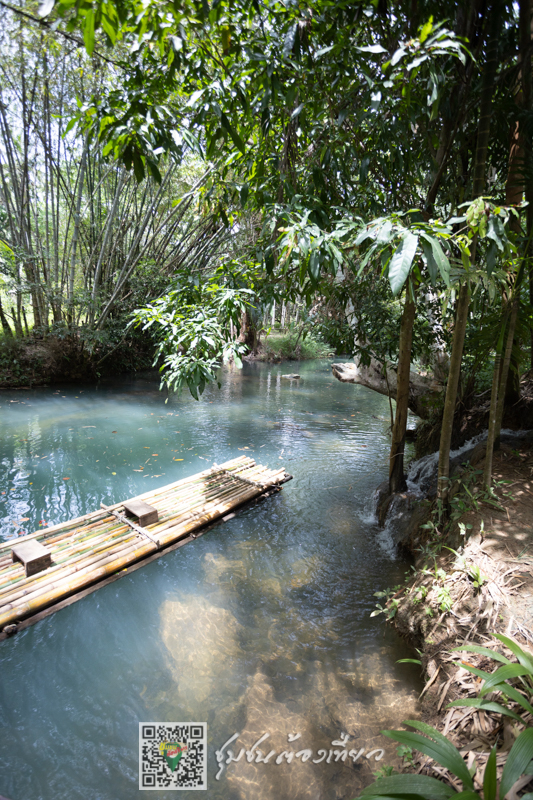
0,1 -> 124,68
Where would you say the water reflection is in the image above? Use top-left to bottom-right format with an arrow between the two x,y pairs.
0,360 -> 421,800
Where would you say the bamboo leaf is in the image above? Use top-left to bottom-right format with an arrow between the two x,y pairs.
84,10 -> 95,56
220,113 -> 245,154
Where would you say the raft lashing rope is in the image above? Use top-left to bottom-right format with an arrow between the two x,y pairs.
0,456 -> 292,636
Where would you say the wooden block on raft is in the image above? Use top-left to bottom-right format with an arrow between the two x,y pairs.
122,499 -> 159,527
11,540 -> 52,576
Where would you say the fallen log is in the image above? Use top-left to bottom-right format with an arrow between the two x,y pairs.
331,359 -> 443,420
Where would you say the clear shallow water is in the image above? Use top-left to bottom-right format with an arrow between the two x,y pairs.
0,360 -> 421,800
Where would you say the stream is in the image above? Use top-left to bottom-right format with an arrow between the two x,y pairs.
0,359 -> 422,800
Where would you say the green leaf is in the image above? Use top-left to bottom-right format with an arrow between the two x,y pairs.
383,729 -> 472,788
483,747 -> 497,800
359,773 -> 455,799
84,9 -> 95,56
420,232 -> 450,286
314,44 -> 334,58
146,159 -> 162,184
451,645 -> 510,665
357,44 -> 388,54
479,663 -> 532,695
309,251 -> 321,281
283,24 -> 297,58
220,113 -> 245,154
388,232 -> 418,295
355,795 -> 425,800
501,729 -> 533,799
446,698 -> 524,724
493,634 -> 533,672
397,721 -> 474,788
420,238 -> 438,284
355,226 -> 377,247
64,116 -> 79,135
291,103 -> 305,119
486,215 -> 506,252
376,220 -> 394,245
391,48 -> 406,66
419,18 -> 433,43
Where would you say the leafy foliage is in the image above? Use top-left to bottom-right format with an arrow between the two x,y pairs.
131,271 -> 254,398
352,634 -> 533,800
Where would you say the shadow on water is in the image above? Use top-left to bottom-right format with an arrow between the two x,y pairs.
0,360 -> 422,800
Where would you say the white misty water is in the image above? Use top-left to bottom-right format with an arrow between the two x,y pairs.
0,360 -> 422,800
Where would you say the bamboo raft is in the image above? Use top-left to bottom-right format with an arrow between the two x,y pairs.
0,456 -> 291,638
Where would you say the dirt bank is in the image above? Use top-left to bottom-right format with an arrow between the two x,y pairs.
0,332 -> 155,388
381,443 -> 533,793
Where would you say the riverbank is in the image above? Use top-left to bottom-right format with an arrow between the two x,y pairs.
0,329 -> 336,388
246,331 -> 335,363
0,331 -> 157,388
380,440 -> 533,792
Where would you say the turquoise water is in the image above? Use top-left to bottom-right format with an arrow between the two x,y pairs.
0,360 -> 421,800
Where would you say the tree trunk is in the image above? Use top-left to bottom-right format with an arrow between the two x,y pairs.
238,310 -> 257,354
437,0 -> 501,506
519,0 -> 533,368
280,301 -> 286,329
68,137 -> 88,326
0,297 -> 13,338
389,281 -> 417,493
437,281 -> 471,501
495,298 -> 519,446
